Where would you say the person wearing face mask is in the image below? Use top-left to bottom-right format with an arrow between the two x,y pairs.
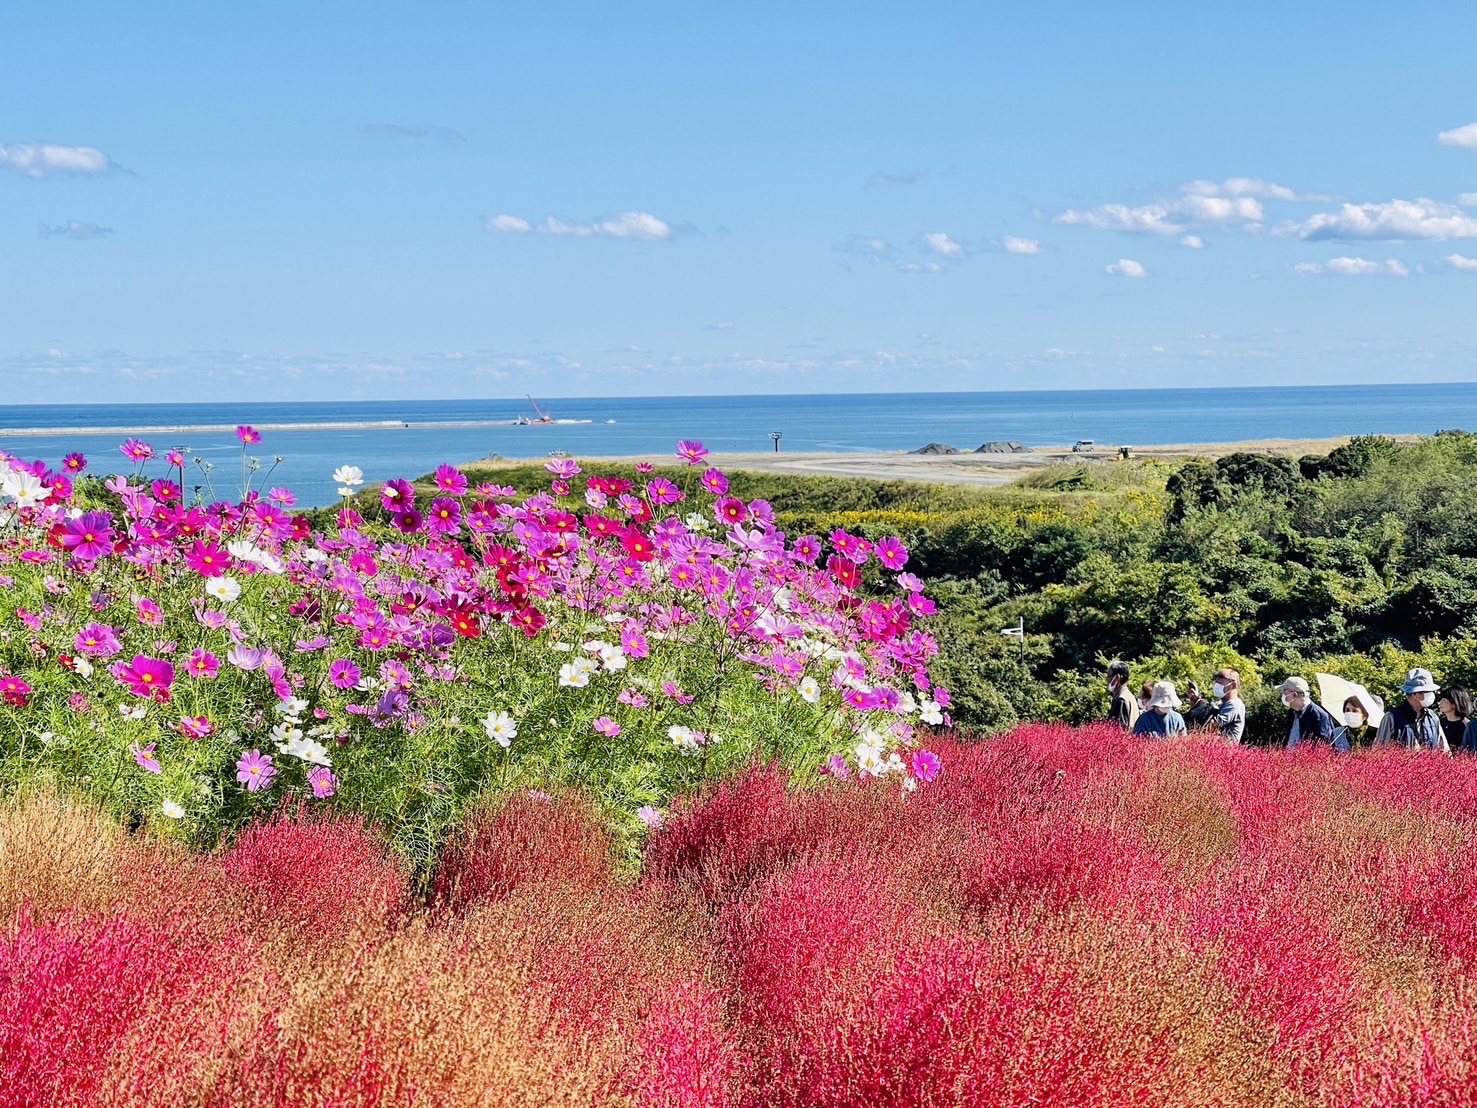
1209,668 -> 1246,744
1330,688 -> 1383,751
1105,660 -> 1140,730
1132,680 -> 1187,738
1182,682 -> 1215,729
1278,676 -> 1338,750
1374,668 -> 1446,751
1438,686 -> 1472,752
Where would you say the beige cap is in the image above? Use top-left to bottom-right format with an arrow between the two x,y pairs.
1277,676 -> 1310,696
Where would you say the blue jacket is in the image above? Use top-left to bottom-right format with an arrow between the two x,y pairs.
1376,701 -> 1444,751
1464,720 -> 1477,754
1286,701 -> 1337,749
1133,708 -> 1186,739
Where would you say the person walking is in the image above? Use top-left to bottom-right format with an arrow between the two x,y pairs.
1210,667 -> 1246,744
1331,687 -> 1383,751
1106,660 -> 1140,731
1133,681 -> 1187,739
1438,686 -> 1473,752
1375,668 -> 1446,751
1279,676 -> 1339,750
1182,682 -> 1215,729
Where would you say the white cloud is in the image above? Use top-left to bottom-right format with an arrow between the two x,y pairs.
1105,258 -> 1148,278
38,220 -> 113,239
836,235 -> 898,261
1294,198 -> 1477,241
1437,122 -> 1477,150
1292,256 -> 1409,277
485,211 -> 675,240
920,232 -> 965,258
1059,202 -> 1184,235
1177,195 -> 1264,223
866,171 -> 924,188
1460,194 -> 1477,207
0,142 -> 117,178
1181,177 -> 1329,202
1001,235 -> 1041,255
704,320 -> 735,330
1180,235 -> 1205,249
897,261 -> 945,274
1448,253 -> 1477,272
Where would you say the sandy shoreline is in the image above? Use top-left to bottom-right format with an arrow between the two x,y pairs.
469,435 -> 1412,488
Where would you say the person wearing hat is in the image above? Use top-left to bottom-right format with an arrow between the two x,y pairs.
1375,668 -> 1446,751
1132,680 -> 1187,739
1280,676 -> 1338,750
1105,659 -> 1140,731
1210,667 -> 1246,744
1331,687 -> 1383,752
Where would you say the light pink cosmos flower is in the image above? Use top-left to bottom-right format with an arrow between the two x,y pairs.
307,766 -> 338,798
593,716 -> 621,738
178,715 -> 213,739
617,687 -> 649,708
636,806 -> 664,829
236,749 -> 276,792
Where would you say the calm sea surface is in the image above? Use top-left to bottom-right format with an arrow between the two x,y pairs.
2,385 -> 1473,508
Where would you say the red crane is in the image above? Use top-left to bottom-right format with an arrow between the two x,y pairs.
526,395 -> 553,423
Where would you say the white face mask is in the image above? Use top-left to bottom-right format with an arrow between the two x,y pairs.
1343,711 -> 1364,727
1212,682 -> 1226,699
1282,694 -> 1294,708
1419,692 -> 1436,708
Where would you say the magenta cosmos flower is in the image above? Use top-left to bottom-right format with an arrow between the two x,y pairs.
131,742 -> 162,774
675,440 -> 709,465
700,468 -> 729,495
236,425 -> 262,445
593,716 -> 621,738
381,478 -> 414,511
59,511 -> 115,561
236,750 -> 277,792
327,658 -> 361,689
307,765 -> 338,798
75,622 -> 122,659
911,750 -> 941,784
62,452 -> 87,473
433,463 -> 468,496
186,648 -> 220,679
874,536 -> 910,570
115,655 -> 175,701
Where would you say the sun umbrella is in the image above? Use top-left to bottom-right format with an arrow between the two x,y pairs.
1315,672 -> 1385,728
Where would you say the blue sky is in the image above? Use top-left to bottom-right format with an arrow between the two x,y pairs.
3,0 -> 1476,402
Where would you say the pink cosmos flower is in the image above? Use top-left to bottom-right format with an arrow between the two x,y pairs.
825,753 -> 851,779
236,425 -> 262,445
700,467 -> 729,495
75,623 -> 122,659
328,658 -> 361,689
178,715 -> 214,739
184,540 -> 233,577
636,806 -> 664,830
120,438 -> 155,462
874,536 -> 910,570
544,457 -> 581,479
236,749 -> 276,792
115,655 -> 175,701
227,645 -> 264,671
593,716 -> 621,737
165,449 -> 186,468
911,750 -> 941,784
617,687 -> 649,708
897,572 -> 924,592
790,535 -> 822,565
62,452 -> 87,473
646,478 -> 682,505
660,681 -> 695,704
1,675 -> 31,708
714,497 -> 748,525
675,440 -> 709,465
131,742 -> 161,774
634,461 -> 654,474
267,486 -> 296,506
381,478 -> 415,511
307,765 -> 338,798
135,597 -> 164,626
433,464 -> 468,496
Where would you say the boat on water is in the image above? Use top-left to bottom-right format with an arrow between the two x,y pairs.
510,395 -> 593,426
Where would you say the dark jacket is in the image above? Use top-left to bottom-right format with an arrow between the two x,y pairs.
1286,701 -> 1337,749
1109,685 -> 1140,730
1464,719 -> 1477,754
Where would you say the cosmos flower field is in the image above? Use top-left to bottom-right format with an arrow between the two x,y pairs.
7,433 -> 1477,1106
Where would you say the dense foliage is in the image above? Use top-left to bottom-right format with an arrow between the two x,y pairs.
9,727 -> 1477,1106
561,433 -> 1476,740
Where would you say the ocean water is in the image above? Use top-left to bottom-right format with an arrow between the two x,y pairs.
2,384 -> 1472,508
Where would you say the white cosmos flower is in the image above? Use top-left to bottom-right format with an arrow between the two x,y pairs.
558,662 -> 591,688
895,692 -> 918,716
205,576 -> 242,603
73,656 -> 94,678
270,721 -> 302,745
161,799 -> 186,819
919,699 -> 944,725
226,540 -> 283,574
683,512 -> 710,532
276,696 -> 310,717
798,676 -> 822,704
1,470 -> 50,509
283,734 -> 331,766
483,710 -> 518,748
119,703 -> 147,722
301,548 -> 329,563
332,465 -> 365,487
668,725 -> 701,754
856,738 -> 886,776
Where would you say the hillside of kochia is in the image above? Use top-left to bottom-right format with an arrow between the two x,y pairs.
7,725 -> 1477,1107
522,432 -> 1477,742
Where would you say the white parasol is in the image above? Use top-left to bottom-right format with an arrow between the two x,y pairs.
1315,672 -> 1385,728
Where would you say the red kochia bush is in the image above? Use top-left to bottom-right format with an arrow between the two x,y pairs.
217,808 -> 409,937
431,788 -> 616,912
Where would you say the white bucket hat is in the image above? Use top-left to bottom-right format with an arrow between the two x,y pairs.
1147,680 -> 1181,710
